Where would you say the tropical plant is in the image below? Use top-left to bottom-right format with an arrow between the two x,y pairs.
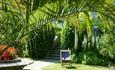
28,23 -> 55,59
60,21 -> 75,49
0,0 -> 115,65
30,0 -> 115,54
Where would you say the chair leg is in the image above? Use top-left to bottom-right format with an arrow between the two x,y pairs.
69,61 -> 72,67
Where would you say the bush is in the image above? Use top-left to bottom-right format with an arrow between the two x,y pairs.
97,33 -> 115,62
28,23 -> 55,59
74,51 -> 110,66
73,33 -> 115,66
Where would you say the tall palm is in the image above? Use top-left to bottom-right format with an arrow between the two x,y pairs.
29,0 -> 115,52
0,0 -> 115,55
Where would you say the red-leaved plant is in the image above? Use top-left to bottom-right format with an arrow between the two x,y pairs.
0,45 -> 17,61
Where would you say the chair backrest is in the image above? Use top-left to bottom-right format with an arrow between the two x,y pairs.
60,50 -> 71,61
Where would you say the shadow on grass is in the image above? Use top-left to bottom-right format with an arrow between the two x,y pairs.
66,66 -> 76,69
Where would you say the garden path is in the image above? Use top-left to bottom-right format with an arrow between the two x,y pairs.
23,58 -> 58,70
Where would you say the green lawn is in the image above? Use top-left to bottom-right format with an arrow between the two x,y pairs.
42,63 -> 113,70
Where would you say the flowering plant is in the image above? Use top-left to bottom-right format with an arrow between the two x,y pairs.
0,45 -> 17,61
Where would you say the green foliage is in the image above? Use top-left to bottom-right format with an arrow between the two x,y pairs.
28,23 -> 55,59
0,10 -> 26,57
72,32 -> 115,66
73,51 -> 110,66
97,33 -> 115,60
0,0 -> 115,66
60,20 -> 115,66
60,21 -> 75,49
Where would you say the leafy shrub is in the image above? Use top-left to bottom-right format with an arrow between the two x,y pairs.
97,33 -> 115,61
28,23 -> 55,59
74,51 -> 110,66
74,33 -> 115,66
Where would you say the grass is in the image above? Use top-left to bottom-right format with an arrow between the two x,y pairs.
42,63 -> 113,70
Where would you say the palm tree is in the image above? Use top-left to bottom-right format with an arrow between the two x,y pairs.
0,0 -> 115,56
29,0 -> 115,53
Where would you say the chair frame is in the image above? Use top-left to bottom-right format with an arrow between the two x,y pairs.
60,50 -> 72,66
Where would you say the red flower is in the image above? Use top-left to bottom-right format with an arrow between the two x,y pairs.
0,45 -> 17,61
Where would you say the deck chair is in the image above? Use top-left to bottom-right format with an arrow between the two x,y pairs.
60,49 -> 72,66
